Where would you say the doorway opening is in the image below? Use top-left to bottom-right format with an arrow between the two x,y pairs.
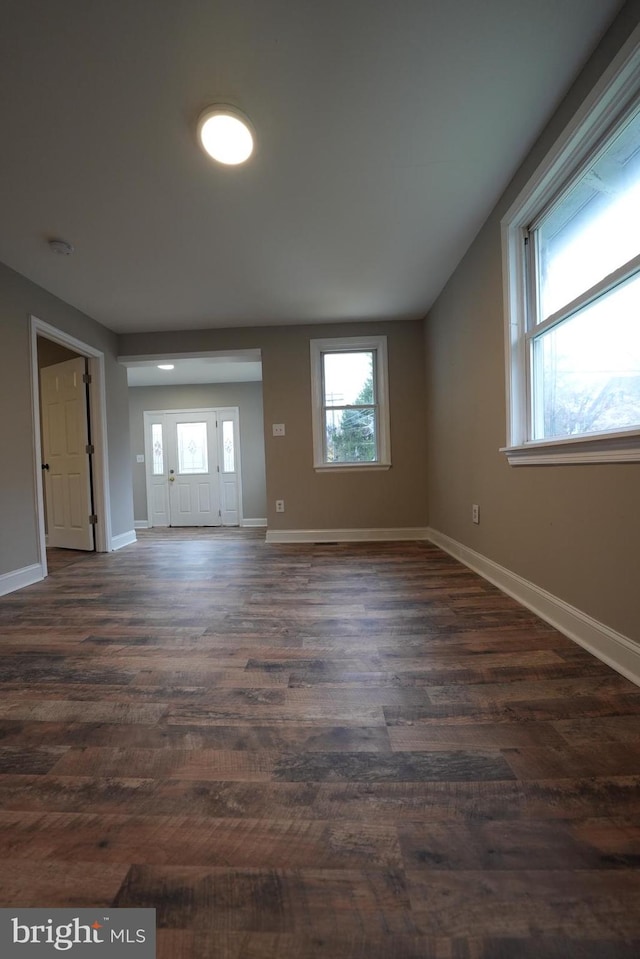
30,316 -> 112,578
143,408 -> 242,527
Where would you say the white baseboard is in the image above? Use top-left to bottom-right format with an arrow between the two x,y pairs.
242,518 -> 267,528
134,520 -> 150,529
111,530 -> 137,551
426,527 -> 640,688
0,563 -> 44,597
266,527 -> 430,544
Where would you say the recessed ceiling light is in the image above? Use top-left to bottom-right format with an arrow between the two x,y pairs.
197,105 -> 254,165
157,364 -> 175,370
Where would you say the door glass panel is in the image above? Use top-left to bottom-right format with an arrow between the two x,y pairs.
152,423 -> 164,475
222,420 -> 235,473
177,422 -> 208,474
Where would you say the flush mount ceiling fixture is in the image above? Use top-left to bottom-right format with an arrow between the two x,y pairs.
157,364 -> 175,370
197,105 -> 254,165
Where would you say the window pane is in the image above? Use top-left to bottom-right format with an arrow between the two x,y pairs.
532,273 -> 640,439
324,407 -> 377,462
537,107 -> 640,321
152,423 -> 164,475
323,351 -> 374,406
222,420 -> 235,473
177,422 -> 208,474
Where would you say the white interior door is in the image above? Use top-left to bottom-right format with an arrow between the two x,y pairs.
165,411 -> 221,526
40,357 -> 94,550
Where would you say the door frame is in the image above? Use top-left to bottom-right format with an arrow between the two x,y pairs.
143,407 -> 243,527
30,315 -> 112,574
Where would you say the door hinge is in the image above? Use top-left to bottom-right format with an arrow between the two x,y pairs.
89,514 -> 98,525
83,372 -> 92,384
85,444 -> 95,455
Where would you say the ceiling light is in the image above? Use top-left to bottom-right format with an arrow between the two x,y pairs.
197,106 -> 254,165
48,238 -> 74,255
157,364 -> 174,370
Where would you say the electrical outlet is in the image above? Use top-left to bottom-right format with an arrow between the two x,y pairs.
275,500 -> 285,513
472,504 -> 480,524
272,423 -> 285,436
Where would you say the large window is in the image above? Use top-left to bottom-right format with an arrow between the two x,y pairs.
502,29 -> 640,464
310,335 -> 391,470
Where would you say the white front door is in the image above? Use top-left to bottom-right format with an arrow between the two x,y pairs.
40,357 -> 95,550
165,411 -> 221,527
144,408 -> 243,528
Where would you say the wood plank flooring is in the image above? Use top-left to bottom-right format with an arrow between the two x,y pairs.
0,528 -> 639,958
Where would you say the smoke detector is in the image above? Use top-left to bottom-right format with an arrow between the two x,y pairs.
48,238 -> 74,256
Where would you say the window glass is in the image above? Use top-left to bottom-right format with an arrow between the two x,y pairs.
323,351 -> 374,406
532,273 -> 640,439
322,351 -> 377,463
537,107 -> 640,322
177,422 -> 208,474
152,423 -> 164,475
222,420 -> 235,473
325,407 -> 377,463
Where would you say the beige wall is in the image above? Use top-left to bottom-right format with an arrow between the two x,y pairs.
128,382 -> 267,522
119,319 -> 429,531
0,260 -> 134,577
424,1 -> 640,641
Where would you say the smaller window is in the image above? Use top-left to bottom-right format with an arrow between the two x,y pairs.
310,335 -> 391,470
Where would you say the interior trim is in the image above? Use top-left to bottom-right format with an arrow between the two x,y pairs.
111,530 -> 137,551
266,527 -> 430,544
426,527 -> 640,688
0,563 -> 44,597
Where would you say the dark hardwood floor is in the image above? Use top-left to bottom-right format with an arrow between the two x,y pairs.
0,528 -> 639,958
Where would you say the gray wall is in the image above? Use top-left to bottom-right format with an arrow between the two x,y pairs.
128,382 -> 267,522
119,319 -> 429,532
0,260 -> 134,577
424,1 -> 640,641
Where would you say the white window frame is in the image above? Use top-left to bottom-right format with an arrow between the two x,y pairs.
501,25 -> 640,466
310,335 -> 391,471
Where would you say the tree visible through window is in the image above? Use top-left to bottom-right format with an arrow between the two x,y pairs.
324,351 -> 376,463
310,336 -> 391,469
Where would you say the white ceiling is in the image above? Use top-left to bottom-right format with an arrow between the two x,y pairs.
0,0 -> 623,335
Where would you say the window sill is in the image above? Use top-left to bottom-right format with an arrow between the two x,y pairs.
501,429 -> 640,465
313,462 -> 391,473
